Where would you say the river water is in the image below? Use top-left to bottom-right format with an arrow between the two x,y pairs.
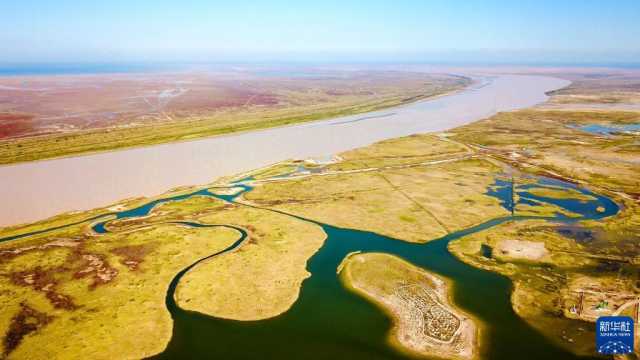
0,166 -> 618,359
2,174 -> 614,359
71,173 -> 614,360
149,177 -> 617,360
0,75 -> 568,227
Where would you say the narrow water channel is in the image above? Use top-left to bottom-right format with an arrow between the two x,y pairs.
0,175 -> 618,359
153,176 -> 617,359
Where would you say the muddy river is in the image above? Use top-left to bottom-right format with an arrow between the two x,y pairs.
0,75 -> 568,227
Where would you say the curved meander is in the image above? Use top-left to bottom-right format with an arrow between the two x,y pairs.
0,175 -> 619,359
155,176 -> 617,359
161,222 -> 248,327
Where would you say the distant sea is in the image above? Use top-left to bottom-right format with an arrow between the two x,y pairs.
0,63 -> 183,76
0,61 -> 638,76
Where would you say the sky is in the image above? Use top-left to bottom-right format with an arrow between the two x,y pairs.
1,0 -> 639,65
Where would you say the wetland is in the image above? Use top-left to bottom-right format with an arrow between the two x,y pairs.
1,73 -> 638,360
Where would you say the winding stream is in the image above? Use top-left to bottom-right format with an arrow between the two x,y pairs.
154,176 -> 615,359
0,174 -> 618,359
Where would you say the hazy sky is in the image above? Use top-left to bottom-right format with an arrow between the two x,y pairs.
1,0 -> 639,64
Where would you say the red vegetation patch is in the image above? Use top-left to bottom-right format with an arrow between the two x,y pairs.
0,237 -> 81,264
72,253 -> 118,289
235,224 -> 264,246
0,113 -> 35,139
2,237 -> 118,294
325,89 -> 348,96
9,267 -> 77,310
255,198 -> 306,206
3,303 -> 53,356
0,70 -> 444,142
167,88 -> 280,113
110,243 -> 155,271
246,92 -> 280,106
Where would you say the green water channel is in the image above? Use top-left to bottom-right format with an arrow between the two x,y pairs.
152,176 -> 618,359
0,176 -> 619,359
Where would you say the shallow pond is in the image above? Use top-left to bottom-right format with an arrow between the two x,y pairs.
570,123 -> 640,136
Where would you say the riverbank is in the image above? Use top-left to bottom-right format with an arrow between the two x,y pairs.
8,74 -> 638,360
0,78 -> 466,166
0,108 -> 626,359
0,75 -> 568,228
0,71 -> 469,165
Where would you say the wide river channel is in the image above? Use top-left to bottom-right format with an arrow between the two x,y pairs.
0,72 -> 618,358
0,74 -> 568,227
